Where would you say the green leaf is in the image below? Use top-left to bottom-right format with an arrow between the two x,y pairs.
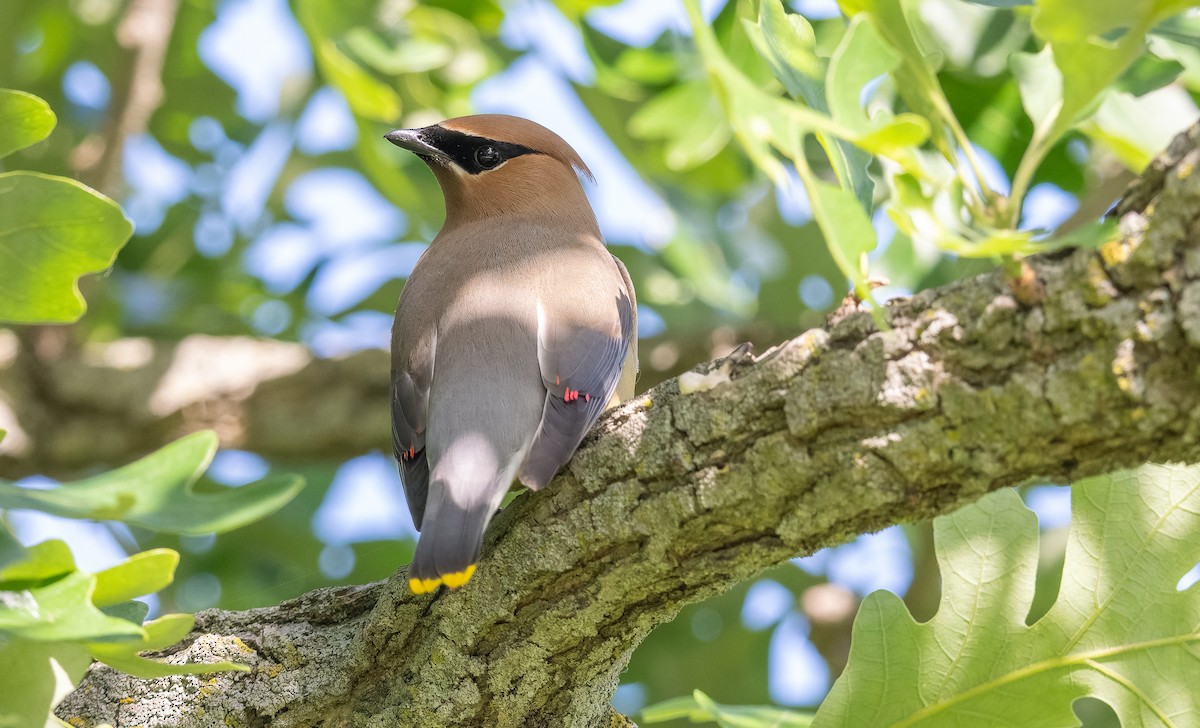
87,614 -> 249,678
0,571 -> 143,643
1029,0 -> 1191,144
0,638 -> 90,728
90,549 -> 179,608
815,464 -> 1200,727
0,89 -> 56,160
743,0 -> 823,102
0,431 -> 305,535
294,0 -> 402,121
101,599 -> 150,626
838,0 -> 955,155
1085,86 -> 1199,171
0,540 -> 75,590
628,81 -> 733,170
826,16 -> 900,136
0,171 -> 133,324
343,28 -> 452,74
1115,52 -> 1185,95
642,689 -> 814,727
806,178 -> 878,301
1011,46 -> 1062,133
743,0 -> 878,209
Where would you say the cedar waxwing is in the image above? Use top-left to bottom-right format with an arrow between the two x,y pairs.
385,114 -> 638,594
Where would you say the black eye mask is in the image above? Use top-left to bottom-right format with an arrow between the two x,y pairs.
419,127 -> 538,174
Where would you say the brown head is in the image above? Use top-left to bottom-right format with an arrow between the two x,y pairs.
385,114 -> 596,230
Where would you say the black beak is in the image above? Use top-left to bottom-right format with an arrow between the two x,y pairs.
384,128 -> 448,161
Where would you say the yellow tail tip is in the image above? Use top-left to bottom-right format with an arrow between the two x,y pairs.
409,576 -> 442,594
441,564 -> 476,589
408,564 -> 477,594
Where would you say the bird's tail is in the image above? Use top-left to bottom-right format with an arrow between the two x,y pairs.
408,432 -> 519,594
408,486 -> 491,593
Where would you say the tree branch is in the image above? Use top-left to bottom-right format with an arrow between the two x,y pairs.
47,126 -> 1200,726
72,0 -> 181,195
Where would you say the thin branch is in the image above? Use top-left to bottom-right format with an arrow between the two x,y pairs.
73,0 -> 180,195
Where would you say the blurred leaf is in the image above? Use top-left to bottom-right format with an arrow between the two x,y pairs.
815,465 -> 1200,726
1115,52 -> 1185,95
0,431 -> 305,535
629,81 -> 732,170
962,0 -> 1032,5
826,16 -> 898,135
0,540 -> 75,589
0,571 -> 143,642
294,0 -> 401,121
613,47 -> 679,84
344,29 -> 452,74
100,599 -> 150,626
1038,219 -> 1119,250
90,549 -> 179,608
552,0 -> 621,21
744,0 -> 876,208
0,639 -> 90,728
87,613 -> 250,678
838,0 -> 957,156
743,0 -> 823,101
1029,0 -> 1191,144
806,177 -> 878,298
1011,46 -> 1062,132
642,689 -> 814,727
0,172 -> 133,324
0,88 -> 55,159
1152,11 -> 1200,47
1085,85 -> 1199,171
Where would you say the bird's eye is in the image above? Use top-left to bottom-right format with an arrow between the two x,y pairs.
475,145 -> 502,169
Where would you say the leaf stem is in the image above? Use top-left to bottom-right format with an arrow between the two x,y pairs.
891,634 -> 1200,727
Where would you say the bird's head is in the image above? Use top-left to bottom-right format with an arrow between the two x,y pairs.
385,114 -> 595,228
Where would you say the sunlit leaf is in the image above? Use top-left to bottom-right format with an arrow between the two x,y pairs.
294,0 -> 402,121
0,639 -> 90,728
0,89 -> 56,160
806,177 -> 878,300
826,16 -> 899,135
815,464 -> 1200,726
744,0 -> 877,208
0,172 -> 133,324
0,571 -> 143,642
90,549 -> 179,608
1029,0 -> 1192,145
1085,85 -> 1200,171
642,689 -> 814,727
0,540 -> 75,589
0,431 -> 305,535
629,81 -> 733,170
1011,46 -> 1062,133
743,0 -> 823,102
838,0 -> 956,156
344,29 -> 452,74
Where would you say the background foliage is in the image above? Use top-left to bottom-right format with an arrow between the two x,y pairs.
2,0 -> 1200,725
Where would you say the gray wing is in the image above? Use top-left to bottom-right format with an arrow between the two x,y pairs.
518,290 -> 634,490
392,331 -> 434,531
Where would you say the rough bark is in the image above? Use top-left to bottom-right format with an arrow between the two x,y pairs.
45,125 -> 1200,726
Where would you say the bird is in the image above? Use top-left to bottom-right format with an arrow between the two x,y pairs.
384,114 -> 638,594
